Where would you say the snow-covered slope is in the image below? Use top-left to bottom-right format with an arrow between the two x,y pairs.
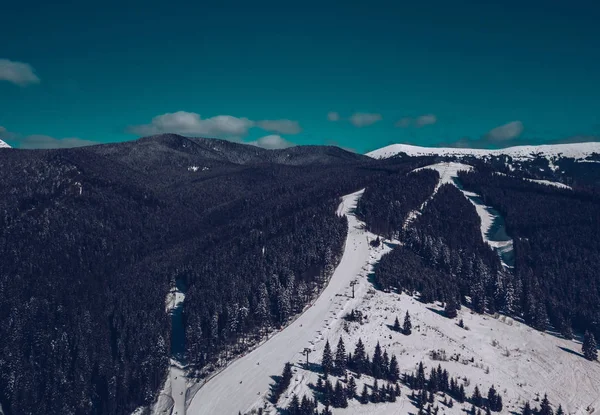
0,139 -> 10,148
367,142 -> 600,161
187,190 -> 388,415
280,289 -> 600,415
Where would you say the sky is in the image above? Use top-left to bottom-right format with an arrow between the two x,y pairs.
1,0 -> 599,153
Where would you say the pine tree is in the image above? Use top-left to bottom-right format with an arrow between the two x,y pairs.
334,337 -> 347,375
323,378 -> 333,407
371,379 -> 379,403
539,394 -> 553,415
333,380 -> 347,408
472,386 -> 483,407
346,376 -> 357,399
582,330 -> 598,361
458,384 -> 466,403
288,394 -> 300,415
360,384 -> 369,404
393,316 -> 401,331
556,405 -> 564,415
416,361 -> 426,390
383,349 -> 390,378
353,338 -> 367,374
388,354 -> 400,382
322,340 -> 334,376
445,297 -> 458,318
403,311 -> 412,335
522,402 -> 533,415
372,342 -> 384,378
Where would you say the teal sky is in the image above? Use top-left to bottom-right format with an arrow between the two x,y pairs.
1,0 -> 599,153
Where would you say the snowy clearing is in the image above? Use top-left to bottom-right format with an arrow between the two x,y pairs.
187,189 -> 393,415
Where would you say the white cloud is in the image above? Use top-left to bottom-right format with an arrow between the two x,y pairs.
327,112 -> 340,122
395,114 -> 437,128
256,119 -> 302,135
247,134 -> 294,149
0,59 -> 40,86
18,135 -> 98,149
0,126 -> 97,148
485,121 -> 524,141
395,117 -> 412,128
127,111 -> 255,138
349,112 -> 382,127
415,114 -> 437,127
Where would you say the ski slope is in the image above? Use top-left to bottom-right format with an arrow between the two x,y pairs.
187,189 -> 390,415
409,163 -> 514,267
278,288 -> 600,415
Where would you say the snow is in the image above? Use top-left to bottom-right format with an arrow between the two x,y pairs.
187,189 -> 393,415
165,288 -> 185,314
524,178 -> 571,190
404,163 -> 473,230
280,288 -> 600,415
188,166 -> 199,172
0,139 -> 10,149
150,286 -> 188,415
409,163 -> 514,267
494,172 -> 571,190
367,142 -> 600,161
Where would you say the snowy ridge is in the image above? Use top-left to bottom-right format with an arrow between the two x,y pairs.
0,139 -> 11,149
367,142 -> 600,161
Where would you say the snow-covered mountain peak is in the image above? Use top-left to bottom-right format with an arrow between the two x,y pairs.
0,139 -> 11,149
367,142 -> 600,160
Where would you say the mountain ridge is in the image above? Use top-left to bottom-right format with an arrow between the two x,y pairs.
367,142 -> 600,160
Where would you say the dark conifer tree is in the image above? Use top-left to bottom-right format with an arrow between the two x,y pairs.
416,361 -> 426,390
353,338 -> 367,374
556,405 -> 564,415
393,316 -> 401,331
372,342 -> 384,378
334,337 -> 347,375
472,385 -> 483,408
445,297 -> 458,318
333,380 -> 347,408
346,376 -> 357,399
371,379 -> 379,403
522,402 -> 533,415
322,340 -> 334,376
403,311 -> 413,335
383,349 -> 390,378
388,354 -> 400,382
360,383 -> 369,404
539,394 -> 553,415
288,394 -> 301,415
582,330 -> 598,361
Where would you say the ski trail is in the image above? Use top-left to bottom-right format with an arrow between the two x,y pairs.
187,189 -> 378,415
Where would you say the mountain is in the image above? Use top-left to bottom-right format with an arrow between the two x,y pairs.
0,139 -> 10,148
367,142 -> 600,161
2,137 -> 600,415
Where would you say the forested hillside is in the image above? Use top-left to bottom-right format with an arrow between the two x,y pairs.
1,138 -> 600,415
458,169 -> 600,339
0,136 -> 411,415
